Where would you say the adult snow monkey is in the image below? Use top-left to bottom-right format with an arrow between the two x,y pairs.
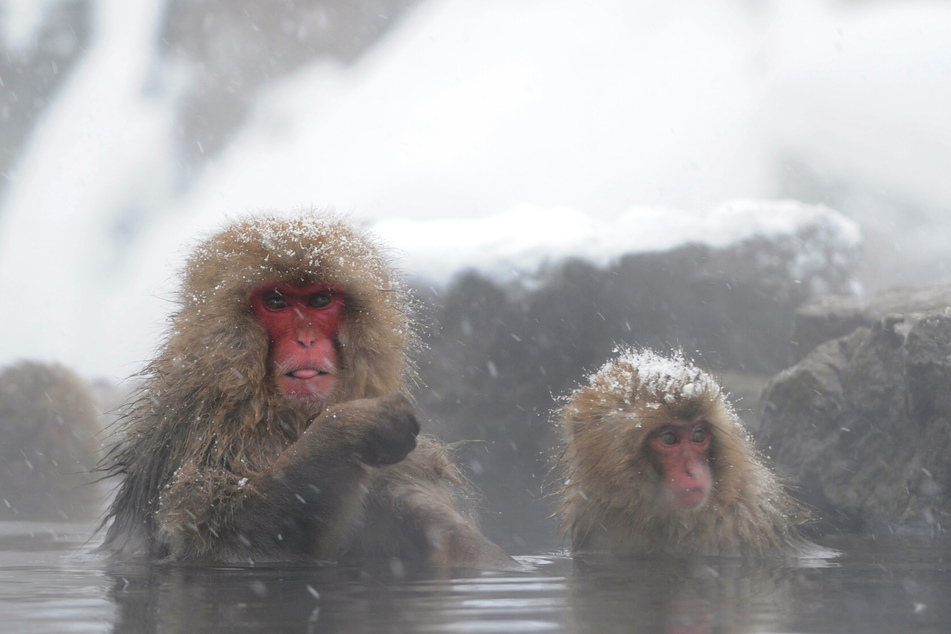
99,210 -> 513,569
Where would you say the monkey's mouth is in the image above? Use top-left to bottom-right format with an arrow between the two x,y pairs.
277,366 -> 337,401
285,367 -> 332,380
674,488 -> 708,508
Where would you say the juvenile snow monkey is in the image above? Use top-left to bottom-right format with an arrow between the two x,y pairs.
555,347 -> 833,557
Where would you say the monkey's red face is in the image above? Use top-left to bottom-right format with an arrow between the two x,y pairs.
250,283 -> 346,402
648,419 -> 712,510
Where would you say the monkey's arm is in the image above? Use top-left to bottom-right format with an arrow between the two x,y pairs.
360,437 -> 519,570
156,394 -> 419,561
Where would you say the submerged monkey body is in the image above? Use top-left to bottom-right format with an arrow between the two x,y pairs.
556,348 -> 830,558
100,212 -> 511,567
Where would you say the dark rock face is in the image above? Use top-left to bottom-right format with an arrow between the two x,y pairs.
0,0 -> 418,200
0,0 -> 92,195
759,287 -> 951,536
160,0 -> 421,171
412,227 -> 861,552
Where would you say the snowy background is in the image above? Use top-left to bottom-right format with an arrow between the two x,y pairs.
1,0 -> 950,383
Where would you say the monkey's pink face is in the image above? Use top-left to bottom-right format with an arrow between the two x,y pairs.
648,419 -> 712,510
250,283 -> 346,402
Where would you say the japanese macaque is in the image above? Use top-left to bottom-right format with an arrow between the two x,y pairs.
555,348 -> 833,558
99,211 -> 513,568
0,361 -> 103,520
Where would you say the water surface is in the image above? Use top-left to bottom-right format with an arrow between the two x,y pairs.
2,522 -> 949,633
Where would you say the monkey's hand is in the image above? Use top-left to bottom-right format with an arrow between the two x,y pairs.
320,393 -> 420,467
240,394 -> 420,558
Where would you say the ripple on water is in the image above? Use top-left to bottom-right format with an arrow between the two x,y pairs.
2,522 -> 951,633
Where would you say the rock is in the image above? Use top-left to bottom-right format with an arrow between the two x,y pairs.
791,283 -> 951,361
161,0 -> 421,166
0,0 -> 419,197
0,0 -> 92,198
759,288 -> 951,536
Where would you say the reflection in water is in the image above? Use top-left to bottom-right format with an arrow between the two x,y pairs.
105,561 -> 568,633
563,555 -> 823,634
2,523 -> 951,633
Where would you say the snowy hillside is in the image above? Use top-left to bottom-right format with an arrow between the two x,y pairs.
374,199 -> 860,284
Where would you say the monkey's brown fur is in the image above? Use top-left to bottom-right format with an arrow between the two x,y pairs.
555,348 -> 832,558
99,211 -> 512,567
0,361 -> 102,520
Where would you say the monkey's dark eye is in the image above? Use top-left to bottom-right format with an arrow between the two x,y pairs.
307,292 -> 333,308
691,429 -> 707,444
658,430 -> 678,446
263,295 -> 289,310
